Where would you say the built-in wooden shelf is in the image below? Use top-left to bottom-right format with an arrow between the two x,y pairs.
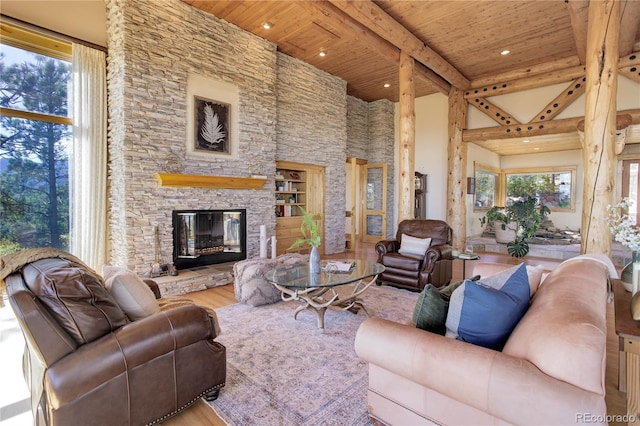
155,173 -> 267,189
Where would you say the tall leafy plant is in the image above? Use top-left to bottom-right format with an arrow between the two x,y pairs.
288,207 -> 321,250
480,196 -> 550,257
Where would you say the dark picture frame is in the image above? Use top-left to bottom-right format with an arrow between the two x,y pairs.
194,96 -> 230,154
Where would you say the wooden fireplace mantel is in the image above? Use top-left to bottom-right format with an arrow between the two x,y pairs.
155,173 -> 267,189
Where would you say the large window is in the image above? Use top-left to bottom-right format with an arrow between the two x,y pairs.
474,163 -> 501,209
474,163 -> 576,212
504,167 -> 576,211
0,26 -> 72,254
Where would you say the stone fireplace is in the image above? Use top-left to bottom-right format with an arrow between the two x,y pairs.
173,209 -> 246,269
105,0 -> 394,296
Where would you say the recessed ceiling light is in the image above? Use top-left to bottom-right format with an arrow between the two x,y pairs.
533,147 -> 540,151
383,83 -> 391,88
319,51 -> 327,57
523,139 -> 530,143
262,22 -> 273,30
501,49 -> 511,56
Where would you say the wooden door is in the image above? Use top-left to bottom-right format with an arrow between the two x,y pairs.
362,163 -> 387,243
622,159 -> 640,225
346,157 -> 367,249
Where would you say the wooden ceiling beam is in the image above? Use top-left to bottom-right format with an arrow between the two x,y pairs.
620,0 -> 640,56
530,76 -> 587,123
414,62 -> 450,96
566,0 -> 589,64
619,50 -> 640,83
299,1 -> 450,95
619,50 -> 640,68
619,67 -> 640,83
299,1 -> 398,63
470,57 -> 582,89
463,108 -> 640,142
467,51 -> 639,99
327,0 -> 470,90
566,0 -> 638,64
469,76 -> 588,129
464,52 -> 640,99
465,65 -> 586,99
468,97 -> 520,126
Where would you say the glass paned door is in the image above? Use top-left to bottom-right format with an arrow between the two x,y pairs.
622,159 -> 640,224
362,163 -> 387,243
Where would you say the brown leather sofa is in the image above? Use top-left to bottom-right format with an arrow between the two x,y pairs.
375,219 -> 453,291
2,251 -> 226,426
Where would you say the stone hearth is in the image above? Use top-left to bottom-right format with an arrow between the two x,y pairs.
152,263 -> 234,297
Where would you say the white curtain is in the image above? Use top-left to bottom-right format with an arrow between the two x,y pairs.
70,43 -> 107,271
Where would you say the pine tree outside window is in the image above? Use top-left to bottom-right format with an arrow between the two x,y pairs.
0,25 -> 72,254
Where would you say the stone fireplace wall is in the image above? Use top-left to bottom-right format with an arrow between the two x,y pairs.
106,0 -> 277,275
105,0 -> 395,282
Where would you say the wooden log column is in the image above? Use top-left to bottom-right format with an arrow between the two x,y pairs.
447,87 -> 467,251
581,0 -> 620,255
398,50 -> 415,222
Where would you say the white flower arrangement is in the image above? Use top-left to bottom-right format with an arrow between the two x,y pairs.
607,198 -> 640,251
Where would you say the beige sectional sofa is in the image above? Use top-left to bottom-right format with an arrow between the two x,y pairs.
355,256 -> 615,425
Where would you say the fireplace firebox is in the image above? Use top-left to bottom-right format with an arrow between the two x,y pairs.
172,209 -> 246,270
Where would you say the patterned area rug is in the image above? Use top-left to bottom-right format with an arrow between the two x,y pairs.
208,284 -> 419,425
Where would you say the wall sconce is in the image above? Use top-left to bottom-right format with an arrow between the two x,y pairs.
467,177 -> 475,194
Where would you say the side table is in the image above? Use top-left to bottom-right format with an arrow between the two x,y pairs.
454,253 -> 480,279
613,279 -> 640,425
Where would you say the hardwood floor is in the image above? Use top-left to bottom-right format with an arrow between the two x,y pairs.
165,242 -> 628,425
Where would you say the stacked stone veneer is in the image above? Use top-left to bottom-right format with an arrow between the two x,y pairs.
276,53 -> 348,253
368,100 -> 396,238
105,0 -> 394,295
347,97 -> 396,239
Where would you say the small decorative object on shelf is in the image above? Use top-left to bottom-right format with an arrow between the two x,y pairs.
608,198 -> 640,294
274,165 -> 307,217
162,151 -> 184,174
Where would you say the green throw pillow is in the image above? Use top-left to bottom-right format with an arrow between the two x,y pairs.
412,280 -> 465,335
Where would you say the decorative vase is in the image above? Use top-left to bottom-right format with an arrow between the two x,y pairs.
621,251 -> 640,293
309,246 -> 321,274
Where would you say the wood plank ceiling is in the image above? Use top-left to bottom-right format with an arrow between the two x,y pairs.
182,0 -> 640,156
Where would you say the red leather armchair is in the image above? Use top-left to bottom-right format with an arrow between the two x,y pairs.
2,251 -> 226,426
375,219 -> 453,291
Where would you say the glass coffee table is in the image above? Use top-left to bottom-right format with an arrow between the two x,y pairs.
265,260 -> 384,331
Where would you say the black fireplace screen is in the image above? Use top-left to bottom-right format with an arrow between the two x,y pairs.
172,209 -> 246,269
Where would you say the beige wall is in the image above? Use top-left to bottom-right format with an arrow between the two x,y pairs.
394,94 -> 450,224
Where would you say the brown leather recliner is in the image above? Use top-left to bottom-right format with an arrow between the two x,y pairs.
375,219 -> 453,291
2,250 -> 226,426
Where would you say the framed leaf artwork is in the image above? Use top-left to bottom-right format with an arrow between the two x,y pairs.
194,96 -> 230,154
186,73 -> 239,159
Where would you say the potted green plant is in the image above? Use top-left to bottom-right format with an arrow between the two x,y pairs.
288,207 -> 322,272
480,196 -> 551,257
480,206 -> 518,244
